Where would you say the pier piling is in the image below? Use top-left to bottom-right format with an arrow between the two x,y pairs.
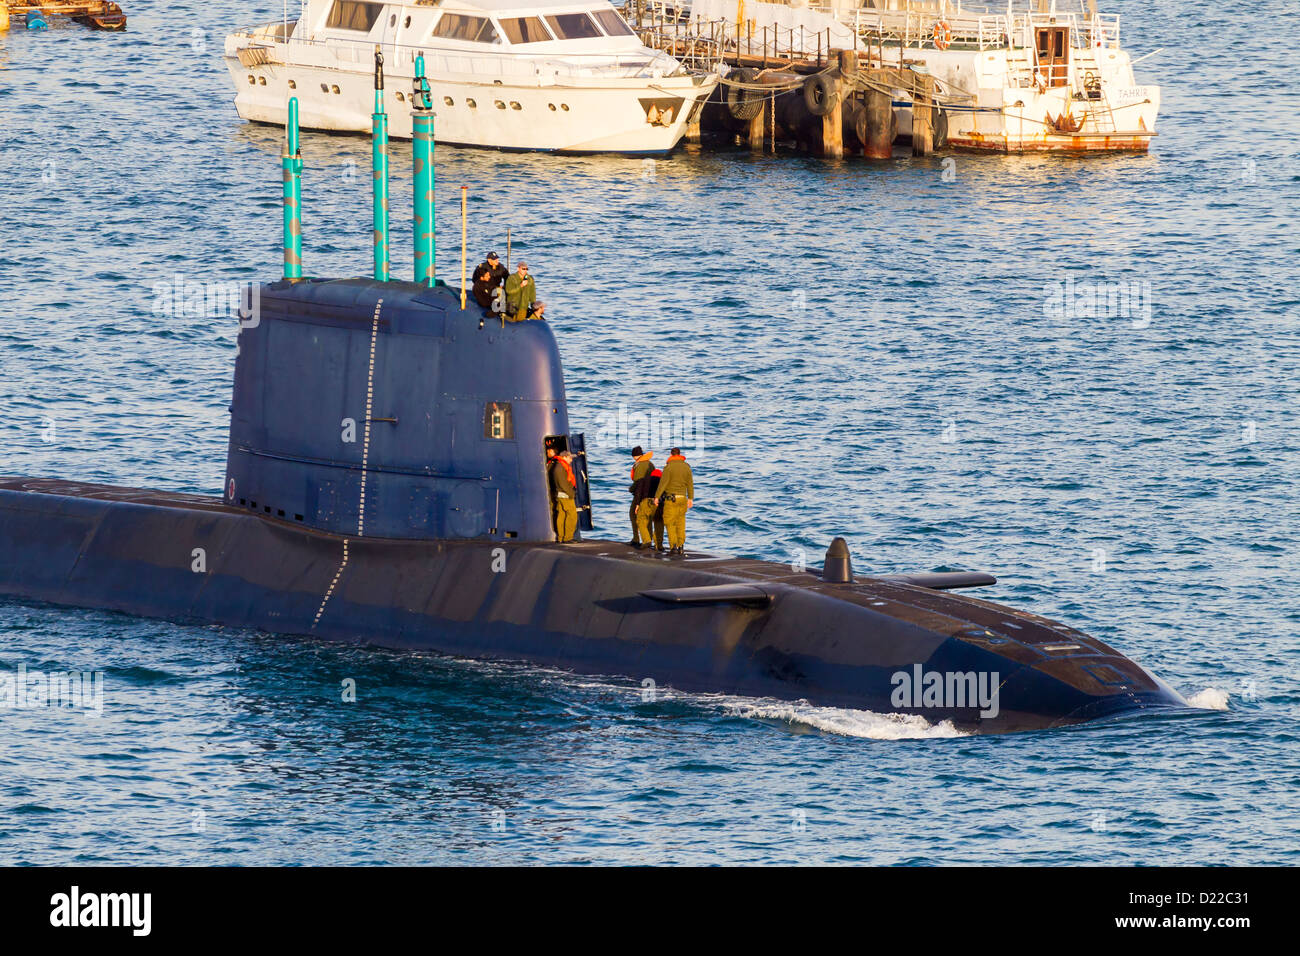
821,51 -> 855,159
912,73 -> 935,157
864,87 -> 893,159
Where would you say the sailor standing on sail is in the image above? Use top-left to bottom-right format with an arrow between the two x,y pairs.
549,450 -> 578,543
472,251 -> 507,316
505,261 -> 544,322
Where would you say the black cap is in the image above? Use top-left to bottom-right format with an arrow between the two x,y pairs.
487,251 -> 499,260
631,446 -> 644,457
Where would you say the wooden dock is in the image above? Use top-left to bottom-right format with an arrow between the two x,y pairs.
626,2 -> 946,158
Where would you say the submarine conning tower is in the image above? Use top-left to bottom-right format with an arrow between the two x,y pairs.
224,59 -> 591,544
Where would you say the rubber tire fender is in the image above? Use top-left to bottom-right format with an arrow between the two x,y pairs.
726,68 -> 764,121
803,72 -> 838,117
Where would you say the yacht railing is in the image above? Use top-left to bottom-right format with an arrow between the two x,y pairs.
625,0 -> 1119,56
229,25 -> 691,81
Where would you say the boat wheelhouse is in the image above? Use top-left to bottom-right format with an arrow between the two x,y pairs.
227,0 -> 717,153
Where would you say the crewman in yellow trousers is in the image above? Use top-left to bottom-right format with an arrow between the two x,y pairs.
653,447 -> 694,556
628,445 -> 654,547
549,450 -> 578,543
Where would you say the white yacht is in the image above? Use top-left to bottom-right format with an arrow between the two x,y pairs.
685,0 -> 1160,151
226,0 -> 718,153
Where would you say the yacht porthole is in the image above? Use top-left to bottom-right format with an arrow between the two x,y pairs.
548,103 -> 556,111
331,85 -> 341,94
389,14 -> 396,27
320,83 -> 329,93
466,98 -> 477,108
258,77 -> 267,86
247,75 -> 255,85
509,101 -> 521,110
444,96 -> 454,106
493,80 -> 503,86
494,100 -> 506,110
561,104 -> 569,111
288,79 -> 296,89
396,91 -> 406,102
404,16 -> 411,27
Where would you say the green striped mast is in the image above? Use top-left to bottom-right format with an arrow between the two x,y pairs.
412,53 -> 436,287
282,97 -> 303,281
371,47 -> 390,282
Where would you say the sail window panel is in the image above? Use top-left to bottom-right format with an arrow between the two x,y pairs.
433,13 -> 500,44
592,10 -> 635,37
544,13 -> 603,40
326,0 -> 385,32
500,16 -> 555,44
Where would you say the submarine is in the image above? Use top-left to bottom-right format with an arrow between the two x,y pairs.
0,56 -> 1188,735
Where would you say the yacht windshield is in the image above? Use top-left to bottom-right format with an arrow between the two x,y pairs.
433,14 -> 501,44
544,13 -> 602,40
499,16 -> 554,44
592,9 -> 636,37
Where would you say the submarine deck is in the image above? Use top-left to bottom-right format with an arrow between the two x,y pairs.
0,474 -> 1122,657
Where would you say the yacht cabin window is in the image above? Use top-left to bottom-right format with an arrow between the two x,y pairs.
544,13 -> 602,40
432,13 -> 502,43
326,0 -> 385,32
499,16 -> 554,44
591,9 -> 635,37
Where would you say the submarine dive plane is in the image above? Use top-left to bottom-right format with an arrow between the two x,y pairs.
0,55 -> 1188,734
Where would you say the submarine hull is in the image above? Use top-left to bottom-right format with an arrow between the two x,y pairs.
0,477 -> 1186,735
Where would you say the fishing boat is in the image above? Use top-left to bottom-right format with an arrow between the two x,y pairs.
225,0 -> 718,153
0,2 -> 127,30
680,0 -> 1160,151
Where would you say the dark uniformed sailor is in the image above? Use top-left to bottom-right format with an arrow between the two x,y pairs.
471,251 -> 507,314
504,261 -> 543,323
628,446 -> 654,546
653,447 -> 694,555
549,450 -> 578,543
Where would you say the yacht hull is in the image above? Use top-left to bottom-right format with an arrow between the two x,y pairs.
225,41 -> 714,154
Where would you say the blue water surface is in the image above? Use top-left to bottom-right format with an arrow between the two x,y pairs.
0,0 -> 1297,865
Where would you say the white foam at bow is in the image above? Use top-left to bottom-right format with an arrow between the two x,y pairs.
721,699 -> 967,739
1186,687 -> 1230,711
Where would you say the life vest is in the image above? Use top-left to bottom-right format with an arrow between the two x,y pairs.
630,452 -> 654,480
553,456 -> 576,489
667,455 -> 686,463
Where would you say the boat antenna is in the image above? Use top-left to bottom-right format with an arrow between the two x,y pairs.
282,97 -> 303,281
372,46 -> 390,282
412,52 -> 435,288
460,186 -> 468,310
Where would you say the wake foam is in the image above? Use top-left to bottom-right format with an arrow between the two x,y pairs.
1186,687 -> 1230,711
719,698 -> 967,740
